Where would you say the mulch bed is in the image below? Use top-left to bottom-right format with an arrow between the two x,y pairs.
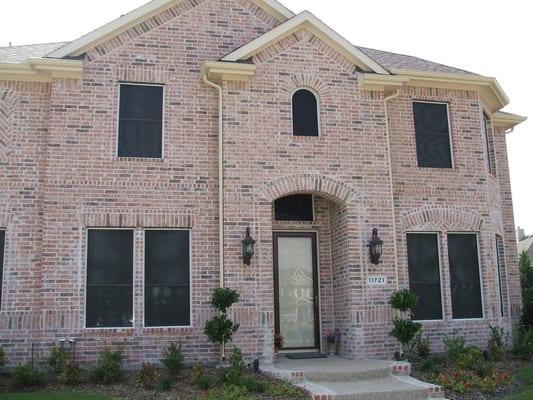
0,368 -> 311,400
411,356 -> 530,400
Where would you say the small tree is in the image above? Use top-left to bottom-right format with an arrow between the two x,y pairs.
204,287 -> 240,366
520,252 -> 533,329
389,288 -> 421,359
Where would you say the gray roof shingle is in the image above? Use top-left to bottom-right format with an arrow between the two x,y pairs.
0,42 -> 68,63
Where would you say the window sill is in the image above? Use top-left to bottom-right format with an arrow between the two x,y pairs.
113,156 -> 165,163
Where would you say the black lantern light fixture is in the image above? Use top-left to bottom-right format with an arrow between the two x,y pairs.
242,227 -> 256,265
368,228 -> 383,265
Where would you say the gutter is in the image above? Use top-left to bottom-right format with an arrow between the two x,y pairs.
383,89 -> 401,291
202,72 -> 225,289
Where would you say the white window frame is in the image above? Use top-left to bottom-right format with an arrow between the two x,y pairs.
84,227 -> 136,330
482,110 -> 497,177
291,87 -> 321,137
448,232 -> 485,321
116,82 -> 165,159
495,234 -> 510,318
143,228 -> 193,329
412,100 -> 454,169
405,231 -> 445,323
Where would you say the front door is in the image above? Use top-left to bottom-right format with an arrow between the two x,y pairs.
273,232 -> 319,351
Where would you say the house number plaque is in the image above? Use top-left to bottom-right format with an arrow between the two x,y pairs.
367,276 -> 387,285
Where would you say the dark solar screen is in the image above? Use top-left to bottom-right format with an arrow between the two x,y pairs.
274,194 -> 314,221
413,102 -> 452,168
292,89 -> 319,136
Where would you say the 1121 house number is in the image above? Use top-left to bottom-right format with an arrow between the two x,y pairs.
367,276 -> 387,285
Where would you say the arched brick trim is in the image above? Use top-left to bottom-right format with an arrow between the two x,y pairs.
401,206 -> 484,232
280,73 -> 331,101
256,174 -> 360,205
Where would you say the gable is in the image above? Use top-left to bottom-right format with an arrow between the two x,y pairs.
222,11 -> 389,74
47,0 -> 294,59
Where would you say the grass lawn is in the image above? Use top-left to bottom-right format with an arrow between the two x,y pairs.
506,365 -> 533,400
0,392 -> 120,400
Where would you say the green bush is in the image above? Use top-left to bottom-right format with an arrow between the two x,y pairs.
267,382 -> 307,398
205,316 -> 240,349
13,364 -> 45,387
520,252 -> 533,329
157,375 -> 173,391
225,347 -> 244,385
488,325 -> 506,361
390,317 -> 421,346
60,360 -> 82,385
211,287 -> 240,314
47,343 -> 69,374
161,342 -> 184,380
137,363 -> 157,390
239,375 -> 268,393
420,356 -> 441,375
456,346 -> 483,370
513,327 -> 533,359
0,346 -> 6,368
192,361 -> 205,384
198,374 -> 218,390
443,335 -> 466,362
389,288 -> 419,312
91,347 -> 123,384
205,385 -> 252,400
411,332 -> 431,359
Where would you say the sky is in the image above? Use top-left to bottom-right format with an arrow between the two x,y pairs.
1,0 -> 531,234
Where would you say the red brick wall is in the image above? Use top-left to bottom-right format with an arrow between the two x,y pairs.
0,0 -> 521,366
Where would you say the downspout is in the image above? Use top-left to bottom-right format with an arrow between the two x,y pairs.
202,72 -> 225,289
384,89 -> 400,291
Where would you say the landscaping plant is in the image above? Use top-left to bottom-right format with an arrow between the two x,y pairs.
161,342 -> 184,380
60,360 -> 82,385
204,287 -> 240,366
91,346 -> 124,384
13,364 -> 45,387
513,327 -> 533,359
224,347 -> 244,385
47,343 -> 70,374
443,334 -> 466,362
487,325 -> 506,361
519,251 -> 533,329
137,363 -> 157,390
0,346 -> 6,369
389,288 -> 421,359
411,332 -> 431,359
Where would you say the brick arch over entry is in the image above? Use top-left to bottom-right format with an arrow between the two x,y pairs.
256,174 -> 360,205
401,206 -> 484,232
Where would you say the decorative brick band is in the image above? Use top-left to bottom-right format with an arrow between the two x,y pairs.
256,173 -> 360,205
79,208 -> 195,228
0,86 -> 22,158
401,206 -> 484,232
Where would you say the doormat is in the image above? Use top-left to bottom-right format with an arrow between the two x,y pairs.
285,353 -> 327,360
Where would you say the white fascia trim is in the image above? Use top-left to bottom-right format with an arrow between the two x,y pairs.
47,0 -> 294,59
222,11 -> 390,75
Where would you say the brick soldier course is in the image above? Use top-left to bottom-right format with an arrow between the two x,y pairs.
0,0 -> 527,367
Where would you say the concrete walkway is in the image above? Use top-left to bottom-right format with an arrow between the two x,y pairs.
261,356 -> 446,400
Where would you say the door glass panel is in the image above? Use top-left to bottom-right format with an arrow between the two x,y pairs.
277,236 -> 316,349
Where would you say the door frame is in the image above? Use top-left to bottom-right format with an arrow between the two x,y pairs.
273,231 -> 320,351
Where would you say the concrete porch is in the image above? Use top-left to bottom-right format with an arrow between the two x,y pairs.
261,356 -> 447,400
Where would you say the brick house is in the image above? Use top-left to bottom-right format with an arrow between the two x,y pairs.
0,0 -> 527,366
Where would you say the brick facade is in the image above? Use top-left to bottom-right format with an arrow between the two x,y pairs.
0,0 -> 522,367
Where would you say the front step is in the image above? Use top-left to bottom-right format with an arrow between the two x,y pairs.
298,376 -> 428,400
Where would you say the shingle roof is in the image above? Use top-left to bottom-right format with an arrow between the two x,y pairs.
518,237 -> 533,254
357,46 -> 475,75
0,42 -> 67,63
0,41 -> 474,76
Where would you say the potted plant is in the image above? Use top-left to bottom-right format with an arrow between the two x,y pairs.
325,331 -> 336,356
333,329 -> 342,355
274,334 -> 284,353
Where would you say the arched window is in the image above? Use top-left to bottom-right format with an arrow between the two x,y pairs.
292,88 -> 319,137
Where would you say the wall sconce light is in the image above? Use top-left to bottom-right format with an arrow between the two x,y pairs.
242,227 -> 256,265
368,228 -> 383,265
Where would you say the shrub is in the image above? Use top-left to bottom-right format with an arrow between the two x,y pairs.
420,356 -> 441,375
204,385 -> 251,400
0,346 -> 6,368
197,374 -> 218,390
161,342 -> 184,380
274,334 -> 284,351
389,288 -> 419,313
443,335 -> 466,362
487,325 -> 506,361
239,375 -> 268,393
456,346 -> 483,370
47,343 -> 69,374
519,252 -> 533,329
60,360 -> 81,385
390,317 -> 421,347
211,287 -> 240,314
13,364 -> 44,387
513,327 -> 533,359
225,347 -> 244,385
137,363 -> 157,390
157,375 -> 173,391
267,382 -> 307,398
411,332 -> 431,359
437,369 -> 511,394
192,361 -> 205,384
91,347 -> 123,384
